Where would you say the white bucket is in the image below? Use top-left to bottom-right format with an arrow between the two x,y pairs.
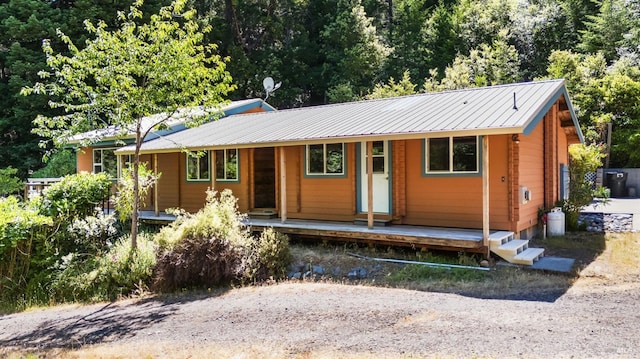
547,207 -> 565,236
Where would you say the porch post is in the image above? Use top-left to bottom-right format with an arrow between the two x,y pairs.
153,153 -> 159,216
482,136 -> 490,257
367,141 -> 374,229
280,146 -> 287,223
211,150 -> 216,190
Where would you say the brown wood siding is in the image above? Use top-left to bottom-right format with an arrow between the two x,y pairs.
156,153 -> 180,210
517,116 -> 545,232
283,146 -> 302,214
178,153 -> 208,212
215,149 -> 250,213
77,147 -> 93,173
283,144 -> 355,222
402,138 -> 509,229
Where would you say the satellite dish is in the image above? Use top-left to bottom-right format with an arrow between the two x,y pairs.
262,77 -> 282,101
263,77 -> 274,92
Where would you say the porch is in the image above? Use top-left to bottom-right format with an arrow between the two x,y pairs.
138,211 -> 488,251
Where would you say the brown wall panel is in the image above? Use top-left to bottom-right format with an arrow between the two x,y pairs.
156,152 -> 180,210
517,115 -> 545,232
77,147 -> 93,173
402,137 -> 510,230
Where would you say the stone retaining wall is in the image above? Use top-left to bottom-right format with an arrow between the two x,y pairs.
578,213 -> 634,232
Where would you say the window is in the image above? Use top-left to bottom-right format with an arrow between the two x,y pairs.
214,149 -> 238,181
426,136 -> 478,173
366,141 -> 386,174
93,148 -> 117,178
306,143 -> 345,176
186,151 -> 210,181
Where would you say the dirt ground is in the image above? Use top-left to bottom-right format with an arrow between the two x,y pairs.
1,233 -> 640,359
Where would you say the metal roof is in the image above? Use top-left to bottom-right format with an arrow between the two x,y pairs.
118,79 -> 583,154
70,98 -> 273,145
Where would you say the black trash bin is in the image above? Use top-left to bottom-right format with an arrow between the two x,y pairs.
606,172 -> 628,198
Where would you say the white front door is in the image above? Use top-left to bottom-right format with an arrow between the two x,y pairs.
360,140 -> 390,214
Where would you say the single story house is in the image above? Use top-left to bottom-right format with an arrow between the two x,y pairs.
114,79 -> 583,262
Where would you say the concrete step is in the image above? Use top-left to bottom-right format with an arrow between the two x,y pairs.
513,247 -> 545,265
492,239 -> 529,258
488,231 -> 515,246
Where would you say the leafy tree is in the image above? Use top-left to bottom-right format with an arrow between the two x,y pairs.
578,0 -> 632,63
511,0 -> 577,79
0,0 -> 63,178
23,0 -> 235,249
424,32 -> 521,91
321,0 -> 391,100
366,70 -> 417,99
546,50 -> 640,167
0,167 -> 23,196
30,150 -> 76,178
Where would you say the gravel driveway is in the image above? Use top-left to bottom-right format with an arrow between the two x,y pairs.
1,277 -> 639,358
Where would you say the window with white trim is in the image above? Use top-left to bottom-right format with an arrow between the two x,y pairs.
93,148 -> 118,178
426,136 -> 478,173
214,149 -> 238,181
306,143 -> 344,175
186,151 -> 210,181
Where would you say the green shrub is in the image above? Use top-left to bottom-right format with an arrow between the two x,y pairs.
153,189 -> 291,290
50,234 -> 157,302
0,197 -> 51,307
67,212 -> 119,254
156,189 -> 248,249
241,228 -> 291,283
35,172 -> 114,264
0,167 -> 23,196
38,172 -> 112,220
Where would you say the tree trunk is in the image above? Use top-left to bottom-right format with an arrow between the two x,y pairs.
131,130 -> 141,250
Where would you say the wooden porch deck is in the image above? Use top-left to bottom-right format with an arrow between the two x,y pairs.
138,211 -> 489,251
246,218 -> 488,251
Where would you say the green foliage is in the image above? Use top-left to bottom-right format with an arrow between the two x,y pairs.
0,167 -> 23,196
578,0 -> 632,63
0,196 -> 51,307
22,0 -> 236,248
114,163 -> 160,222
320,0 -> 391,96
390,252 -> 486,282
241,228 -> 292,283
562,144 -> 606,230
38,172 -> 112,220
49,234 -> 157,302
366,71 -> 417,99
0,196 -> 51,257
30,150 -> 76,178
546,51 -> 640,167
327,83 -> 360,103
424,30 -> 521,92
154,189 -> 291,290
157,189 -> 248,249
67,212 -> 119,254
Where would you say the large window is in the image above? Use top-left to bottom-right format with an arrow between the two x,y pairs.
426,136 -> 478,173
214,149 -> 238,181
306,143 -> 345,176
186,151 -> 210,181
93,148 -> 117,178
